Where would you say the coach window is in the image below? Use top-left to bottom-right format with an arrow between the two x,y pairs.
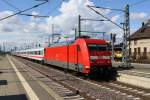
38,51 -> 40,55
40,50 -> 43,55
34,51 -> 36,55
37,51 -> 39,55
35,51 -> 38,55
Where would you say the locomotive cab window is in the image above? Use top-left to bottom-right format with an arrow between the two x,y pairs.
88,44 -> 107,51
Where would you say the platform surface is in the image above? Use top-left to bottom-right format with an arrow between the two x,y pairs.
113,61 -> 150,77
0,55 -> 62,100
0,55 -> 27,100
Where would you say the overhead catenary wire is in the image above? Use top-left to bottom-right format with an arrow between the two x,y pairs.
1,0 -> 51,18
0,1 -> 48,21
19,14 -> 49,18
87,5 -> 123,30
44,0 -> 64,17
89,5 -> 125,12
1,0 -> 21,11
20,0 -> 61,18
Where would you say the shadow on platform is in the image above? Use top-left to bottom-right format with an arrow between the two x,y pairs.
0,94 -> 28,100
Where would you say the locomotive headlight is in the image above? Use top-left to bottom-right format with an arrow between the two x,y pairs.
85,66 -> 90,69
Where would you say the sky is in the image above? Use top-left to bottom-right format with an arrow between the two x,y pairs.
0,0 -> 150,51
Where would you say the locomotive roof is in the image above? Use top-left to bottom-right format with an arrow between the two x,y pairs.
84,38 -> 107,44
46,38 -> 107,48
50,40 -> 75,47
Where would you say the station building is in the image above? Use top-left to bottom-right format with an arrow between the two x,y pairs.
129,20 -> 150,63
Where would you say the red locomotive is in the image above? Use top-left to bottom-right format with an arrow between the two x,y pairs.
13,37 -> 114,77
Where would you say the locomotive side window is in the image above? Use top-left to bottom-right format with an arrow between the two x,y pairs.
88,44 -> 107,51
35,51 -> 37,55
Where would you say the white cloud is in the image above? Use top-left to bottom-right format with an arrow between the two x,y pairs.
46,0 -> 121,41
30,11 -> 40,21
111,15 -> 120,22
0,10 -> 49,48
0,11 -> 13,19
0,0 -> 124,50
130,12 -> 148,20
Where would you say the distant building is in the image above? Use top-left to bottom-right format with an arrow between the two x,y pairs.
129,20 -> 150,63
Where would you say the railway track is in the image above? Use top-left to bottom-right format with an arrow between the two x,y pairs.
14,56 -> 150,100
11,56 -> 85,100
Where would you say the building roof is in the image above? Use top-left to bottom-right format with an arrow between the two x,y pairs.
129,20 -> 150,40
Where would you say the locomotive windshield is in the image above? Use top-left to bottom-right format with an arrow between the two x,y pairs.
88,44 -> 108,51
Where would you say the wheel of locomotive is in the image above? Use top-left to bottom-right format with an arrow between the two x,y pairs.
108,67 -> 117,81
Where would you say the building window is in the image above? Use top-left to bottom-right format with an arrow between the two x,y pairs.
134,48 -> 137,53
134,48 -> 137,59
138,47 -> 141,54
144,47 -> 147,52
143,47 -> 147,59
129,48 -> 131,54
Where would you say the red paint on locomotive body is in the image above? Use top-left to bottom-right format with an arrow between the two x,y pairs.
44,38 -> 112,74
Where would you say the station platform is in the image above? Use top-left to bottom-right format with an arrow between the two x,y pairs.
0,55 -> 27,100
113,61 -> 150,79
113,61 -> 150,89
112,61 -> 150,72
0,55 -> 64,100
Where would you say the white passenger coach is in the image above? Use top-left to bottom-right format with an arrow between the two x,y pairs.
13,48 -> 44,61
